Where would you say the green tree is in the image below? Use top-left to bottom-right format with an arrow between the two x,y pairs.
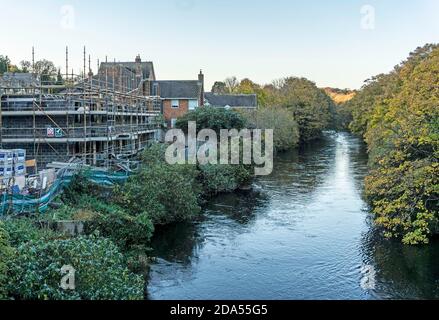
240,107 -> 300,151
270,77 -> 334,141
211,81 -> 227,94
0,55 -> 10,74
347,43 -> 439,244
176,106 -> 247,135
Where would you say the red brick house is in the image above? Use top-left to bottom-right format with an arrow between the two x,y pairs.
153,71 -> 204,128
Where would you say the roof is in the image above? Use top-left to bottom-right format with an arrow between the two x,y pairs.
154,80 -> 202,99
98,61 -> 155,81
204,92 -> 257,108
1,73 -> 39,86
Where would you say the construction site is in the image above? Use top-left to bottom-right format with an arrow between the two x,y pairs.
0,48 -> 164,215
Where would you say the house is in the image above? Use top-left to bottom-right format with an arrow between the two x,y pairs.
97,55 -> 156,96
152,71 -> 204,128
204,92 -> 258,110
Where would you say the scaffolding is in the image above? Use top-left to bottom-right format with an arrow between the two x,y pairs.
0,48 -> 163,172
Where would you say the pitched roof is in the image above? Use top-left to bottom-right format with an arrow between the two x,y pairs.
98,61 -> 155,81
1,73 -> 39,86
154,80 -> 202,99
204,92 -> 257,108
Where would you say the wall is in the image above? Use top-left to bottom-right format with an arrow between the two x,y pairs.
163,99 -> 188,127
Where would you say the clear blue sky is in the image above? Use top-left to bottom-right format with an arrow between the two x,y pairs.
1,0 -> 438,90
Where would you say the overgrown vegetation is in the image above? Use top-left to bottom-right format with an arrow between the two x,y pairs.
240,107 -> 300,152
7,235 -> 144,300
0,222 -> 13,300
344,44 -> 439,244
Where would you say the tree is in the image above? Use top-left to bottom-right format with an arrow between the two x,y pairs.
224,76 -> 239,93
240,107 -> 300,152
211,81 -> 227,94
20,60 -> 32,73
33,59 -> 57,83
176,106 -> 247,135
56,68 -> 64,85
0,55 -> 10,74
269,77 -> 334,141
347,43 -> 439,244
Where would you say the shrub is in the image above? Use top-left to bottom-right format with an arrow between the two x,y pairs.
85,202 -> 154,250
7,235 -> 144,300
0,222 -> 13,300
2,218 -> 63,247
117,162 -> 202,225
200,164 -> 252,195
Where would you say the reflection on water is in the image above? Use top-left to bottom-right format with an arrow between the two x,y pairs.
147,132 -> 439,300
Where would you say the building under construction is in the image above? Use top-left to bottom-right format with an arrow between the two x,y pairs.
0,52 -> 163,171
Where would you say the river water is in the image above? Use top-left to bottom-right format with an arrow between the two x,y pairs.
147,132 -> 439,300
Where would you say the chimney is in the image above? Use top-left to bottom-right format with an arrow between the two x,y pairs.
198,69 -> 204,106
135,54 -> 142,81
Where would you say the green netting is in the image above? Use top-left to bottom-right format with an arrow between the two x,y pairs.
0,170 -> 130,216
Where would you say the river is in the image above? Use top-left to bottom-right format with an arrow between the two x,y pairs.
147,132 -> 439,300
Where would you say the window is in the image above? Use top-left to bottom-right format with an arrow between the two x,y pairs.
171,118 -> 177,128
189,99 -> 199,110
171,99 -> 180,108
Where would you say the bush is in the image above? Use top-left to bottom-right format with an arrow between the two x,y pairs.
200,164 -> 252,195
0,222 -> 13,300
85,201 -> 154,250
116,162 -> 202,225
2,218 -> 63,247
7,235 -> 144,300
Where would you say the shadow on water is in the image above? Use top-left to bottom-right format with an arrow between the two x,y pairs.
147,131 -> 439,300
361,227 -> 439,300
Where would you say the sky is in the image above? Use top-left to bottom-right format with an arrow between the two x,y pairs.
1,0 -> 438,90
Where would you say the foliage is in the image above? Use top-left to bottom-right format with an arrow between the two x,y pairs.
200,164 -> 252,196
116,160 -> 202,225
0,55 -> 11,74
220,76 -> 334,141
347,44 -> 439,244
7,235 -> 144,300
267,77 -> 334,141
211,81 -> 227,94
2,218 -> 63,247
84,198 -> 154,250
116,144 -> 202,225
240,107 -> 300,151
176,106 -> 247,135
0,222 -> 13,300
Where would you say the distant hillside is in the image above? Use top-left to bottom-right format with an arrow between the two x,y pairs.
323,87 -> 356,104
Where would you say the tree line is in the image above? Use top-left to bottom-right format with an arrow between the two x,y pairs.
0,54 -> 64,84
212,76 -> 337,146
343,44 -> 439,244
